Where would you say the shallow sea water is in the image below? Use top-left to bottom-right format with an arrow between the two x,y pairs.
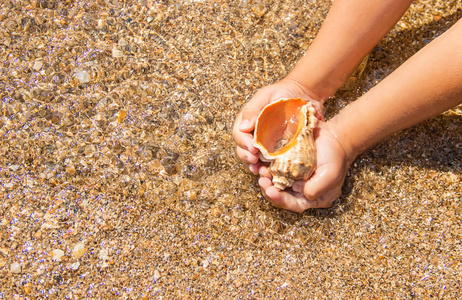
1,0 -> 461,298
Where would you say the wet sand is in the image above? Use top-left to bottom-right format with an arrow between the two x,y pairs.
1,0 -> 461,298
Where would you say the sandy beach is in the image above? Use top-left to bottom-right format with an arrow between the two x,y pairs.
1,0 -> 461,298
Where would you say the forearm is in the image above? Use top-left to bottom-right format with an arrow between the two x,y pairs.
287,0 -> 414,100
330,19 -> 462,162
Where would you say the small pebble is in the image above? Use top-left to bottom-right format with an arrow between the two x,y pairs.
10,262 -> 21,274
154,269 -> 161,280
202,259 -> 209,268
33,60 -> 43,71
116,109 -> 127,122
251,4 -> 266,17
112,46 -> 123,58
69,262 -> 80,270
72,242 -> 86,259
9,165 -> 20,172
75,70 -> 90,84
65,165 -> 76,175
98,249 -> 109,261
51,249 -> 65,262
186,190 -> 197,201
23,286 -> 31,295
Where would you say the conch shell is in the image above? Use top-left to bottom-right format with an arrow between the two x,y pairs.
253,98 -> 318,190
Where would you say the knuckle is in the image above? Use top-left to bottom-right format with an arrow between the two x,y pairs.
236,149 -> 248,162
303,189 -> 319,201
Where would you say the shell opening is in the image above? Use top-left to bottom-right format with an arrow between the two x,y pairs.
254,98 -> 307,156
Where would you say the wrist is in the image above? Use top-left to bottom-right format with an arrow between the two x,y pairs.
326,115 -> 359,166
277,77 -> 326,119
279,76 -> 326,103
284,70 -> 338,103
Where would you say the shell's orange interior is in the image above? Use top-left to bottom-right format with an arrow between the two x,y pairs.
255,98 -> 306,156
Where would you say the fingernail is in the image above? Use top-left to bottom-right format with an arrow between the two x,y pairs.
239,119 -> 251,131
249,164 -> 259,175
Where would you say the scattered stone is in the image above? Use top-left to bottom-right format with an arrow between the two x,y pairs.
185,190 -> 197,201
116,109 -> 127,122
9,165 -> 20,172
23,285 -> 32,295
32,60 -> 43,71
112,46 -> 123,58
153,269 -> 161,280
65,165 -> 76,175
75,70 -> 90,84
68,262 -> 80,270
72,243 -> 86,259
98,249 -> 109,261
251,4 -> 267,18
202,259 -> 209,268
10,262 -> 21,274
51,249 -> 65,262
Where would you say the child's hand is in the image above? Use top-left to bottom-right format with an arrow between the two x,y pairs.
258,122 -> 351,212
232,78 -> 324,175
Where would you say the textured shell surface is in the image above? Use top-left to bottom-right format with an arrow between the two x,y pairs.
253,98 -> 318,190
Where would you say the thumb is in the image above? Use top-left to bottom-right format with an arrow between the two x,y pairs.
238,99 -> 267,132
239,112 -> 254,132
